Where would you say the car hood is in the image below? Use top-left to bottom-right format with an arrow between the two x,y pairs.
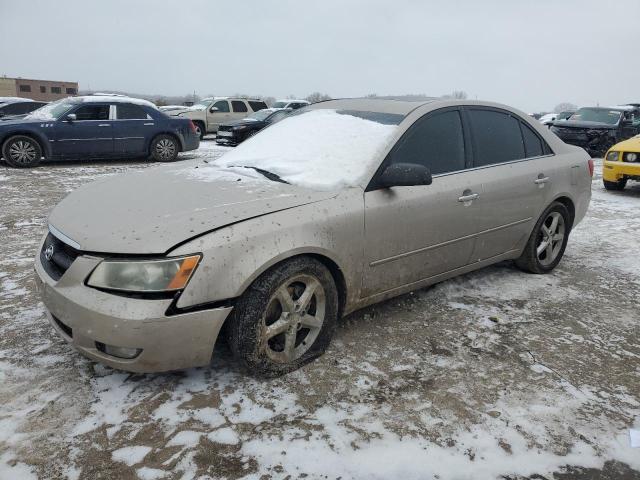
48,161 -> 338,255
0,117 -> 43,127
609,136 -> 640,152
553,120 -> 617,130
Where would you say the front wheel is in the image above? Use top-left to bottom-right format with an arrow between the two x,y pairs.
150,135 -> 179,162
603,178 -> 627,191
2,135 -> 42,168
226,257 -> 339,377
515,202 -> 571,274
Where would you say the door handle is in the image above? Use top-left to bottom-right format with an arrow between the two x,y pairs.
144,122 -> 154,126
98,124 -> 111,127
534,176 -> 550,185
458,193 -> 479,202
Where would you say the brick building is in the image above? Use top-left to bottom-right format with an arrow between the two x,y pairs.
0,76 -> 79,102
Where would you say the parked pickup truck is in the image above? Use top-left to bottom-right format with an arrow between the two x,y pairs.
167,97 -> 268,138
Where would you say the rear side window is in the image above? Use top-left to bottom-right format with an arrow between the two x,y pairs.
249,101 -> 267,111
212,100 -> 229,112
468,109 -> 525,167
73,104 -> 110,121
117,103 -> 148,120
521,122 -> 544,158
231,101 -> 248,113
1,103 -> 31,115
388,109 -> 466,175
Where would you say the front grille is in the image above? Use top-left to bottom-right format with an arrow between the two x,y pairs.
40,233 -> 80,281
52,314 -> 72,338
217,125 -> 232,132
623,152 -> 639,163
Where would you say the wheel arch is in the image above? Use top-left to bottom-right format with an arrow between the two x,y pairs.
1,131 -> 50,158
551,195 -> 576,230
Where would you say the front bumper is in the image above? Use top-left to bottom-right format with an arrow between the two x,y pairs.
34,241 -> 232,373
603,160 -> 640,181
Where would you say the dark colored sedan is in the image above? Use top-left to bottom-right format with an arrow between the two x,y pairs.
215,108 -> 292,146
0,95 -> 200,167
0,99 -> 48,120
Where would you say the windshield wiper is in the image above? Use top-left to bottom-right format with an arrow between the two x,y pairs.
234,166 -> 289,184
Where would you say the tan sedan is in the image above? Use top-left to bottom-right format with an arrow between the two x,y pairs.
34,99 -> 592,375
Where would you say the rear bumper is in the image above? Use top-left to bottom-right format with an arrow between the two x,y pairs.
34,246 -> 232,373
182,133 -> 200,152
603,160 -> 640,181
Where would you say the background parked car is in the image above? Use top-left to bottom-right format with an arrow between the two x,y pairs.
602,135 -> 640,190
0,98 -> 48,120
0,95 -> 199,167
271,99 -> 310,109
215,108 -> 292,146
167,97 -> 268,138
550,106 -> 640,157
538,113 -> 558,126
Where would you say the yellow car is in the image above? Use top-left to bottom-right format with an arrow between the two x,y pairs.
603,136 -> 640,190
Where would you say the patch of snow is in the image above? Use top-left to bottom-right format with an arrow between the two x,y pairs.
207,427 -> 239,445
166,430 -> 202,448
210,109 -> 398,190
136,467 -> 169,480
111,446 -> 152,466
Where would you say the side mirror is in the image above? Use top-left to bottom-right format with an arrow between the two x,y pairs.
65,113 -> 77,122
376,163 -> 432,189
209,106 -> 219,113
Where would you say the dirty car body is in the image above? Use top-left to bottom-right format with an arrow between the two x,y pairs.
34,99 -> 592,373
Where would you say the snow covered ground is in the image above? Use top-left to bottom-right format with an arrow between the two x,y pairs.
0,144 -> 639,479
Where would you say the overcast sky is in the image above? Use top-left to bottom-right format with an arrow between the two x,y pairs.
1,0 -> 638,112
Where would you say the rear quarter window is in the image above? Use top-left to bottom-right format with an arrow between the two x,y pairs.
249,101 -> 267,112
231,101 -> 248,113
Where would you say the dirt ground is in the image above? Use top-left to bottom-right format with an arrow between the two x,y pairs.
0,144 -> 639,480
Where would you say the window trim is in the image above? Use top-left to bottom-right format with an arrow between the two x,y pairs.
65,103 -> 112,122
366,106 -> 472,192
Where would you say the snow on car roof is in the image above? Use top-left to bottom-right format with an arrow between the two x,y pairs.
79,95 -> 158,108
0,97 -> 32,104
275,99 -> 309,104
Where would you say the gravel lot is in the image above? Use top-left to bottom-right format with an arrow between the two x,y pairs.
1,143 -> 639,480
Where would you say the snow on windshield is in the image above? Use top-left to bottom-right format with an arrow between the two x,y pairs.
209,109 -> 399,190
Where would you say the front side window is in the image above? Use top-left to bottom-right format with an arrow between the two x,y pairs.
231,100 -> 248,113
388,109 -> 466,176
73,104 -> 110,121
212,100 -> 229,113
117,103 -> 148,120
468,109 -> 525,167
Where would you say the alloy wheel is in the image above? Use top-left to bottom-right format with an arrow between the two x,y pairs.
261,274 -> 326,363
9,140 -> 37,165
155,138 -> 176,160
536,211 -> 565,266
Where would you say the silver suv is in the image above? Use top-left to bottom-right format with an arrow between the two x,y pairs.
168,97 -> 268,138
35,99 -> 592,376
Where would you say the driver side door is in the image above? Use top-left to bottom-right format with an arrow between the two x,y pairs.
206,100 -> 232,132
362,108 -> 480,298
52,103 -> 114,157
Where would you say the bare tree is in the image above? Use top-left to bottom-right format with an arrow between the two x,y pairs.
263,96 -> 276,107
441,90 -> 468,100
554,102 -> 578,113
305,92 -> 332,103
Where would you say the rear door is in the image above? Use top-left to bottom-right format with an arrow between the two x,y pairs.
113,103 -> 153,155
230,100 -> 249,121
464,107 -> 553,262
206,100 -> 232,132
52,103 -> 113,157
362,108 -> 481,298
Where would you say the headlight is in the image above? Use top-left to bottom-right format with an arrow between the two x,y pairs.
625,152 -> 638,162
87,255 -> 200,293
606,151 -> 619,162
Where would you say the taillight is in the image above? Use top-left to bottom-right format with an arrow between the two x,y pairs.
588,158 -> 594,177
188,120 -> 197,133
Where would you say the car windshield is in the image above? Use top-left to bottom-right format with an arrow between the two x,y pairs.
206,109 -> 403,190
192,99 -> 212,110
25,99 -> 80,120
245,110 -> 275,121
272,101 -> 288,108
568,108 -> 622,125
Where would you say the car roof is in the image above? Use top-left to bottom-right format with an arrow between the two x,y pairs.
0,97 -> 33,105
308,98 -> 438,115
68,95 -> 158,109
276,99 -> 309,104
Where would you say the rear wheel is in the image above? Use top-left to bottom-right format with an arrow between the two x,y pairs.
603,178 -> 627,191
515,202 -> 570,274
150,135 -> 179,162
2,135 -> 42,168
226,257 -> 339,377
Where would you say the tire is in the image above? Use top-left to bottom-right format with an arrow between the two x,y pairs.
150,134 -> 179,162
603,178 -> 627,191
194,122 -> 206,140
515,201 -> 571,274
226,257 -> 339,377
2,135 -> 42,168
